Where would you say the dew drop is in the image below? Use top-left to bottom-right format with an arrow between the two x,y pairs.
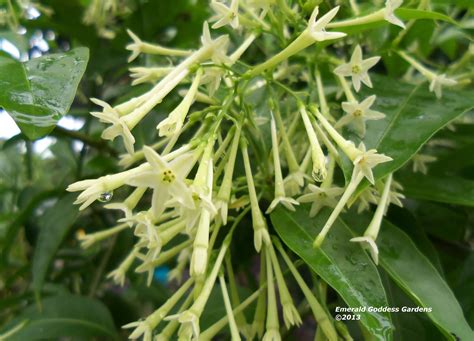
98,191 -> 113,203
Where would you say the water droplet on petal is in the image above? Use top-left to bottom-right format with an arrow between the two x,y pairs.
98,191 -> 113,203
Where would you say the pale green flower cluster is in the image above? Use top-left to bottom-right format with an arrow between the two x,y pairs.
67,1 -> 455,339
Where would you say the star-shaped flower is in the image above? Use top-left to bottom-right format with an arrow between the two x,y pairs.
67,174 -> 125,210
334,45 -> 381,92
412,153 -> 437,174
307,6 -> 346,42
297,184 -> 344,217
129,66 -> 174,85
210,0 -> 239,29
353,143 -> 392,184
126,147 -> 195,219
165,310 -> 200,340
384,0 -> 405,29
336,95 -> 385,137
429,74 -> 457,99
201,21 -> 231,65
126,29 -> 191,63
355,187 -> 379,213
266,196 -> 299,213
90,99 -> 136,154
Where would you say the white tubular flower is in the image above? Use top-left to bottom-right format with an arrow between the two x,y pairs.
266,115 -> 299,214
78,223 -> 129,249
168,247 -> 191,283
356,187 -> 379,213
350,235 -> 380,264
123,278 -> 194,340
283,171 -> 307,197
242,142 -> 270,252
107,248 -> 139,286
201,21 -> 231,65
262,248 -> 281,341
398,51 -> 457,99
384,0 -> 405,28
314,109 -> 361,161
166,235 -> 230,340
190,158 -> 214,277
90,109 -> 136,155
327,0 -> 405,29
126,29 -> 192,62
247,6 -> 345,77
353,142 -> 393,185
336,95 -> 385,137
334,45 -> 381,92
306,6 -> 346,42
67,165 -> 146,210
268,244 -> 302,329
215,126 -> 241,225
412,153 -> 437,174
94,23 -> 228,154
297,184 -> 344,217
104,187 -> 147,225
126,147 -> 195,220
299,105 -> 327,181
429,74 -> 457,99
210,0 -> 239,29
351,173 -> 394,264
313,166 -> 366,248
129,66 -> 174,85
201,66 -> 224,97
388,179 -> 405,209
274,238 -> 338,341
157,69 -> 203,137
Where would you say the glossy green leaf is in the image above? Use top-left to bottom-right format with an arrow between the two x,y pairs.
271,206 -> 393,341
345,211 -> 474,340
398,172 -> 474,207
32,194 -> 79,296
340,75 -> 474,196
381,272 -> 445,341
0,295 -> 117,340
0,48 -> 89,140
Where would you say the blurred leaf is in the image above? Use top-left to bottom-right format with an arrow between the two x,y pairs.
346,211 -> 474,340
271,205 -> 393,341
32,194 -> 79,296
408,202 -> 468,242
398,172 -> 474,207
0,48 -> 89,140
0,295 -> 117,340
386,206 -> 444,275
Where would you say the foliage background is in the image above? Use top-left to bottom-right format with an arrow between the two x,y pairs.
0,0 -> 473,340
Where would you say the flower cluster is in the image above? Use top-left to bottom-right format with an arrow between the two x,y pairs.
68,1 -> 458,339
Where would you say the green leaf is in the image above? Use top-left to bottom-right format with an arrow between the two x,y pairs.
271,206 -> 393,341
381,272 -> 445,341
0,295 -> 117,340
408,202 -> 468,242
32,194 -> 79,296
398,172 -> 474,207
345,211 -> 474,340
340,75 -> 474,196
0,48 -> 89,140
